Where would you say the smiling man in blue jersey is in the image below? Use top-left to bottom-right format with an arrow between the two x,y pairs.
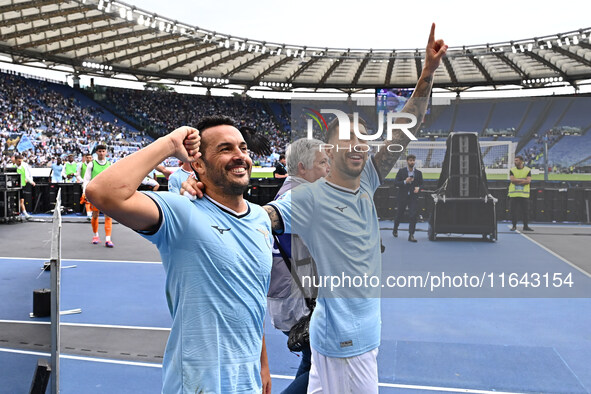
86,116 -> 273,394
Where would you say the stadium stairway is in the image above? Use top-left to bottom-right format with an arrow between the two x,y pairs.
49,83 -> 140,133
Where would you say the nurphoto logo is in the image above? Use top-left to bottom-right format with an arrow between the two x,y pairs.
304,108 -> 418,152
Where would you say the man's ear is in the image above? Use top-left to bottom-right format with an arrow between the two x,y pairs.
191,158 -> 205,176
297,162 -> 306,177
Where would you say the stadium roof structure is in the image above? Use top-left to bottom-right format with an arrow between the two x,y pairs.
2,0 -> 591,93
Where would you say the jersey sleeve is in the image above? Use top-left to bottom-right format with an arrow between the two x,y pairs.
137,191 -> 193,249
268,184 -> 315,235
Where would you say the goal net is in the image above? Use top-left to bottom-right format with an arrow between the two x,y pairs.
389,140 -> 515,178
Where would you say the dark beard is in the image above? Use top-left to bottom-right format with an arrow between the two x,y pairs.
202,156 -> 250,196
221,182 -> 249,196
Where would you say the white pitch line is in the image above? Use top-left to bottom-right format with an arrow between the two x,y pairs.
0,256 -> 162,264
0,347 -> 161,368
376,382 -> 523,393
253,374 -> 524,393
517,230 -> 591,279
0,319 -> 170,331
0,347 -> 526,393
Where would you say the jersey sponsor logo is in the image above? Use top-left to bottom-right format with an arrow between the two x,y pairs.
211,225 -> 231,235
335,205 -> 348,212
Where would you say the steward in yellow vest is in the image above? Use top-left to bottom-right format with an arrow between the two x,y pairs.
508,155 -> 533,231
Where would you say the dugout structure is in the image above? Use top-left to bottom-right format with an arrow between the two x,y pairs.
427,132 -> 499,241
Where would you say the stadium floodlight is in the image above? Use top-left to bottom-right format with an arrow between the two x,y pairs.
144,18 -> 151,27
511,45 -> 517,53
159,21 -> 165,31
119,6 -> 126,19
286,49 -> 292,57
254,45 -> 260,53
557,38 -> 562,46
98,0 -> 104,11
527,43 -> 533,51
573,36 -> 579,45
127,10 -> 133,21
565,37 -> 571,45
546,40 -> 552,48
105,1 -> 111,13
276,48 -> 282,56
137,14 -> 144,25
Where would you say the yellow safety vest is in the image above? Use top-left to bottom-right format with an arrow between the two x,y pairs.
508,166 -> 531,198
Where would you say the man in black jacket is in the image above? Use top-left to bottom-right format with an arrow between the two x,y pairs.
392,154 -> 423,242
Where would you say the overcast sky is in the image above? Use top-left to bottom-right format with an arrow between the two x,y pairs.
130,0 -> 590,49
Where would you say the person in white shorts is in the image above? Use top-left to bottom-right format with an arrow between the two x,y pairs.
267,24 -> 447,394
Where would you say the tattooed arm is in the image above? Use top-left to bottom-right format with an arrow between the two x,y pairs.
374,23 -> 448,179
263,204 -> 285,234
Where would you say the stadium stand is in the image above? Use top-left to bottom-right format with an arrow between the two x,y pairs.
2,69 -> 591,172
102,87 -> 290,165
0,71 -> 148,168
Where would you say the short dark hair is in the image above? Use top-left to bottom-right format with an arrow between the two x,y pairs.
279,154 -> 285,160
407,154 -> 416,160
96,144 -> 107,151
15,154 -> 23,160
196,115 -> 237,157
515,155 -> 524,161
196,115 -> 236,133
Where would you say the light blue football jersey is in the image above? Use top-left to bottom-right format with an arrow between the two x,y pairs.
269,157 -> 382,357
51,162 -> 64,183
167,167 -> 193,195
139,191 -> 273,393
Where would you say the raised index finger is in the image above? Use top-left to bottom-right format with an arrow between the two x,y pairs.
428,23 -> 436,46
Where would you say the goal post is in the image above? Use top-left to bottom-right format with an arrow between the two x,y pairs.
386,140 -> 516,179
